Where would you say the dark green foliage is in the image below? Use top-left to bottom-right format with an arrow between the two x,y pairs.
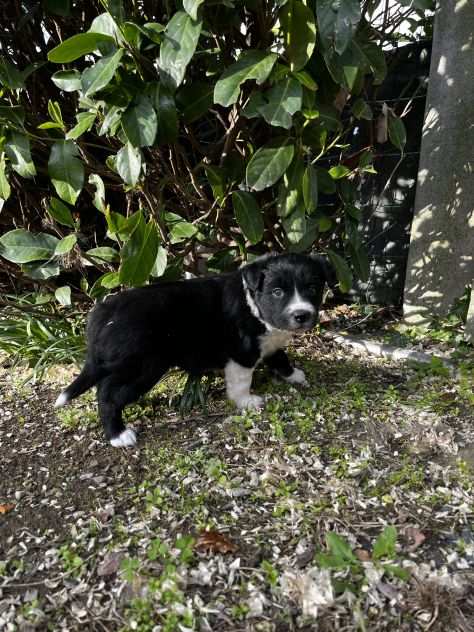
0,1 -> 432,306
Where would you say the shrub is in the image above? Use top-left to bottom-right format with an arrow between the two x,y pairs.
0,0 -> 433,305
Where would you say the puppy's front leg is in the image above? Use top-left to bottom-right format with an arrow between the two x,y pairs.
225,360 -> 263,410
265,350 -> 308,386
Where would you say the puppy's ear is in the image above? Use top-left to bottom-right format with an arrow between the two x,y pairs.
242,259 -> 267,293
312,255 -> 338,289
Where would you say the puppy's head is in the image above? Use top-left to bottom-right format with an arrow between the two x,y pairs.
242,253 -> 336,332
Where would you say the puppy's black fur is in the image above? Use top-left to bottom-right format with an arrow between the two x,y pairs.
56,253 -> 335,446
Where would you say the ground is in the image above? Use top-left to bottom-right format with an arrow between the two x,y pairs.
0,326 -> 473,632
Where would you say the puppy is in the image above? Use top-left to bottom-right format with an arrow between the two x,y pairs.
55,253 -> 335,447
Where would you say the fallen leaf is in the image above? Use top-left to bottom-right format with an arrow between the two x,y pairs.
0,503 -> 15,514
194,530 -> 237,554
318,310 -> 332,326
97,552 -> 122,577
355,548 -> 371,561
405,526 -> 426,552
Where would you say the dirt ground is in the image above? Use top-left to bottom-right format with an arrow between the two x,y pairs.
1,333 -> 473,631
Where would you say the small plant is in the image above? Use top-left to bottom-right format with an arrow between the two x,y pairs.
59,545 -> 84,577
261,559 -> 279,589
314,527 -> 409,595
120,557 -> 141,583
175,535 -> 195,565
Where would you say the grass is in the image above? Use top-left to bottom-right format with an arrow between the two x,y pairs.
0,293 -> 86,379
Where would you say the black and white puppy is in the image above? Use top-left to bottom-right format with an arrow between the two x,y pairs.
55,253 -> 335,447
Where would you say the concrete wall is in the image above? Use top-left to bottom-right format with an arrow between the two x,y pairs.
403,0 -> 474,334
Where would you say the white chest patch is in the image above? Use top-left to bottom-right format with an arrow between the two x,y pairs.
259,330 -> 292,360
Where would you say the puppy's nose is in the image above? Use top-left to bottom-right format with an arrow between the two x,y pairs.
292,310 -> 312,324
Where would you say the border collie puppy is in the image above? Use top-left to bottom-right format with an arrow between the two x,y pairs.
55,253 -> 335,447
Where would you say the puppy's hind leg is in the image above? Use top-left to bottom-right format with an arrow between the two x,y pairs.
97,368 -> 166,447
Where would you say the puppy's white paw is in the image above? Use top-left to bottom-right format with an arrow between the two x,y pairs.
285,368 -> 308,386
237,395 -> 264,410
110,428 -> 137,448
54,391 -> 69,408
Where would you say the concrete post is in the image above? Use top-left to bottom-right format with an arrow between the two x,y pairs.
403,0 -> 474,338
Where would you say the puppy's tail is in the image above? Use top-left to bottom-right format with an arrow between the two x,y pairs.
54,363 -> 100,408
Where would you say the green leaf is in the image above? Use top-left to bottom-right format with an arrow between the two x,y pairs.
104,0 -> 125,22
206,165 -> 226,205
140,22 -> 165,44
388,115 -> 406,152
48,140 -> 84,204
0,156 -> 11,201
86,246 -> 119,262
55,286 -> 71,306
352,97 -> 373,120
214,50 -> 278,107
0,57 -> 25,90
122,22 -> 142,48
316,167 -> 336,194
327,532 -> 357,563
0,105 -> 25,127
54,234 -> 77,255
242,92 -> 266,119
153,84 -> 178,145
327,250 -> 352,293
100,271 -> 121,289
48,32 -> 116,63
329,165 -> 350,179
282,204 -> 306,244
107,209 -> 142,240
383,564 -> 410,582
116,143 -> 142,186
89,12 -> 121,44
150,246 -> 168,277
316,213 -> 332,232
21,261 -> 60,279
5,132 -> 36,178
258,77 -> 302,129
302,164 -> 318,212
277,157 -> 304,218
37,121 -> 64,130
246,140 -> 295,191
316,0 -> 360,54
373,526 -> 397,560
158,11 -> 202,90
48,100 -> 64,127
88,174 -> 106,212
293,70 -> 318,91
359,41 -> 387,85
98,105 -> 123,136
170,221 -> 198,244
232,191 -> 264,245
48,198 -> 75,228
183,0 -> 205,20
81,49 -> 124,97
0,229 -> 59,263
279,0 -> 317,72
119,215 -> 160,286
122,96 -> 157,147
176,81 -> 213,122
66,111 -> 96,140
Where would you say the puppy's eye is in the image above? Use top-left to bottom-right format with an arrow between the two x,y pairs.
272,288 -> 284,298
308,285 -> 319,294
